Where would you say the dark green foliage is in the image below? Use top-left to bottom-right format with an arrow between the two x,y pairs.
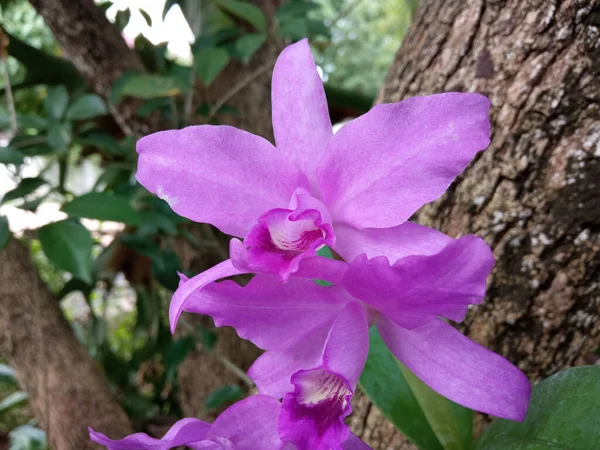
476,366 -> 600,450
0,216 -> 10,250
0,364 -> 17,386
62,192 -> 142,226
212,0 -> 266,32
38,219 -> 94,283
205,385 -> 244,410
1,178 -> 46,204
195,48 -> 231,87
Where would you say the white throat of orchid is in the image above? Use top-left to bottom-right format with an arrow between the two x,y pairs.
295,368 -> 351,409
268,215 -> 327,254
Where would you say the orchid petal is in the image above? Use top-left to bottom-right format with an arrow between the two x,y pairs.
319,93 -> 491,229
343,235 -> 494,328
333,222 -> 452,264
169,259 -> 246,333
289,187 -> 333,224
272,39 -> 332,189
229,238 -> 251,271
279,368 -> 353,450
182,275 -> 348,350
249,325 -> 332,398
377,317 -> 531,421
342,434 -> 372,450
322,301 -> 370,388
205,395 -> 286,450
295,256 -> 349,284
89,418 -> 210,449
136,125 -> 308,237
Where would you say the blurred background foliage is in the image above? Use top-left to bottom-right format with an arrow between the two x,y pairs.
0,0 -> 414,447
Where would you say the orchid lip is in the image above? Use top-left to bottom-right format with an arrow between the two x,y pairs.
242,199 -> 335,280
279,367 -> 354,450
266,210 -> 329,254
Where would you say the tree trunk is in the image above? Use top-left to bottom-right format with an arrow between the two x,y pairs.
0,239 -> 133,449
350,0 -> 600,447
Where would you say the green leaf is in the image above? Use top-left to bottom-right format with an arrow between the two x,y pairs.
163,0 -> 180,19
66,94 -> 107,120
476,366 -> 600,450
164,336 -> 196,382
16,140 -> 55,157
93,167 -> 132,192
314,246 -> 334,286
275,1 -> 319,21
359,327 -> 444,450
0,363 -> 17,386
195,47 -> 231,87
399,363 -> 473,450
317,245 -> 334,259
406,0 -> 419,17
139,8 -> 152,26
195,103 -> 240,117
306,18 -> 330,38
151,248 -> 181,291
234,33 -> 266,63
97,1 -> 111,14
62,192 -> 142,225
17,114 -> 49,130
120,234 -> 157,255
38,219 -> 94,283
47,122 -> 72,150
276,17 -> 308,40
198,327 -> 218,351
205,385 -> 244,410
44,85 -> 69,120
0,391 -> 29,414
20,193 -> 49,213
121,390 -> 159,421
0,146 -> 25,165
20,144 -> 55,156
115,8 -> 131,31
138,211 -> 179,235
117,73 -> 182,100
9,425 -> 46,450
120,235 -> 181,290
135,34 -> 167,73
77,131 -> 124,156
1,177 -> 47,204
194,29 -> 241,54
136,98 -> 172,118
0,216 -> 10,250
213,0 -> 266,32
57,278 -> 93,300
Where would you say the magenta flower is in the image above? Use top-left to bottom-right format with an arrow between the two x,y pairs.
177,235 -> 531,449
89,395 -> 369,450
134,38 -> 492,329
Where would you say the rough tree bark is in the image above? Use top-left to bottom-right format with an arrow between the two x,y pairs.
350,0 -> 600,448
0,239 -> 133,449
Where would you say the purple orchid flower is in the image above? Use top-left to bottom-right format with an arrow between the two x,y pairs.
89,394 -> 370,450
176,235 -> 531,449
133,38 -> 492,330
